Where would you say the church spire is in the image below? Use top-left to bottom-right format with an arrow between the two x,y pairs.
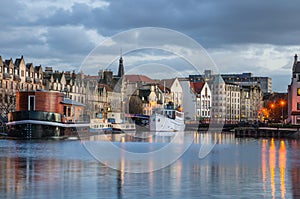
117,49 -> 124,77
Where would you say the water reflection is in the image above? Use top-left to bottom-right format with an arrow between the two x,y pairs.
0,134 -> 299,198
260,139 -> 288,199
291,140 -> 300,198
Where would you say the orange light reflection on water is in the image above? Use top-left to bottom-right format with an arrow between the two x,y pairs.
279,140 -> 286,199
262,139 -> 267,192
269,138 -> 276,199
262,138 -> 287,199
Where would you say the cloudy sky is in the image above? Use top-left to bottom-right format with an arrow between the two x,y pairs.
1,0 -> 300,92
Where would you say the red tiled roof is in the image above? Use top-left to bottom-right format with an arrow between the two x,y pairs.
190,82 -> 205,94
124,74 -> 155,83
98,83 -> 113,92
157,84 -> 170,93
84,75 -> 98,80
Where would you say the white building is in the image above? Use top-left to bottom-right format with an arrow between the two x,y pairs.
179,78 -> 197,121
225,83 -> 240,124
190,81 -> 211,121
288,54 -> 300,124
159,78 -> 183,107
209,75 -> 226,123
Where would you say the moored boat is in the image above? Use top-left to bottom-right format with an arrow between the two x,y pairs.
107,112 -> 136,133
150,103 -> 185,132
90,118 -> 113,134
6,91 -> 89,139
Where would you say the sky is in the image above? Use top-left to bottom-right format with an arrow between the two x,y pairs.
1,0 -> 300,92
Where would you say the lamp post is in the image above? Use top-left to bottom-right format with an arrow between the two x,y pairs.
270,103 -> 275,123
280,100 -> 285,127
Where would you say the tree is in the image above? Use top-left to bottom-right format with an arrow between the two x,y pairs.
129,95 -> 143,114
0,92 -> 16,122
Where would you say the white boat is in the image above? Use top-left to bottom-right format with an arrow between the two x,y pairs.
107,112 -> 136,133
90,118 -> 113,134
150,106 -> 185,132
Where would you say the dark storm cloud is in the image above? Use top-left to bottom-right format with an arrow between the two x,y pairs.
36,0 -> 300,47
45,26 -> 96,54
0,0 -> 299,92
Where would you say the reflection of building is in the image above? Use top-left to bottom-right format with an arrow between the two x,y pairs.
291,140 -> 300,198
288,54 -> 300,124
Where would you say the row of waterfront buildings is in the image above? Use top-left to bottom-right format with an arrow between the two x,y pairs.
0,55 -> 273,124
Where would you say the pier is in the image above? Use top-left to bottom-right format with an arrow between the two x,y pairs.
235,126 -> 300,139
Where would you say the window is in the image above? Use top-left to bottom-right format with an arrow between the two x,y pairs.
297,88 -> 300,96
64,106 -> 71,117
28,96 -> 35,111
297,103 -> 300,110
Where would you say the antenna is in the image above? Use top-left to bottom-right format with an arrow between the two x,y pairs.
120,48 -> 122,57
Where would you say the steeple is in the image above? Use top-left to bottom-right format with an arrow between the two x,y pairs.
293,54 -> 299,74
117,55 -> 124,78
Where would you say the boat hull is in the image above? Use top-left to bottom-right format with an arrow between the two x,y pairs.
149,114 -> 185,132
6,120 -> 89,139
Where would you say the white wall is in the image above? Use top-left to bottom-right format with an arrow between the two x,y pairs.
179,79 -> 196,121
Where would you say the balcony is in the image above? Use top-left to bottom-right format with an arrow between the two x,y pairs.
3,73 -> 11,80
34,78 -> 41,84
13,74 -> 21,81
26,76 -> 32,83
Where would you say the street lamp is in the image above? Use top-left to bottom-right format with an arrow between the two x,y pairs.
270,103 -> 275,123
280,100 -> 285,126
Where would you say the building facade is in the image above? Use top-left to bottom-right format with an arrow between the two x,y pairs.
288,54 -> 300,124
190,81 -> 211,121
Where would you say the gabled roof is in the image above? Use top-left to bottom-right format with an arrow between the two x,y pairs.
190,82 -> 205,94
294,61 -> 300,73
157,84 -> 170,93
34,65 -> 42,72
14,56 -> 24,68
4,59 -> 14,67
158,78 -> 176,89
124,74 -> 155,83
26,63 -> 34,70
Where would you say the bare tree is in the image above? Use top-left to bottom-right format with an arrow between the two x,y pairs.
0,92 -> 16,122
129,94 -> 143,114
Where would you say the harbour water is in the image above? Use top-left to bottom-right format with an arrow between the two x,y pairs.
0,132 -> 299,198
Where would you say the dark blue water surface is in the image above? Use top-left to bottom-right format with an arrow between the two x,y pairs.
0,132 -> 299,199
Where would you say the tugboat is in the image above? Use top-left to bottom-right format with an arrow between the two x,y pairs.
149,102 -> 185,132
6,90 -> 89,139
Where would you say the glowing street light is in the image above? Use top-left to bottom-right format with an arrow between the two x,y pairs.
270,103 -> 275,122
280,100 -> 285,126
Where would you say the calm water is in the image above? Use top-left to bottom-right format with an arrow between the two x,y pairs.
0,132 -> 299,199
